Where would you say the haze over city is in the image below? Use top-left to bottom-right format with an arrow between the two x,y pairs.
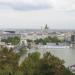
0,0 -> 75,29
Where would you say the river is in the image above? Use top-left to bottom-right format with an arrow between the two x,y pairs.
45,48 -> 75,67
28,48 -> 75,67
19,48 -> 75,67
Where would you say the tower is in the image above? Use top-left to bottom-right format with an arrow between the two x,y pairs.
44,24 -> 49,33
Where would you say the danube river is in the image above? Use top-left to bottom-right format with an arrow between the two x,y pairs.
46,48 -> 75,67
28,48 -> 75,67
19,47 -> 75,67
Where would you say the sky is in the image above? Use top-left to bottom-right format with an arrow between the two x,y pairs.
0,0 -> 75,29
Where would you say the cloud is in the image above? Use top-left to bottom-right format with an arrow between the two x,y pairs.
50,0 -> 75,11
0,0 -> 50,11
12,3 -> 49,11
0,0 -> 75,11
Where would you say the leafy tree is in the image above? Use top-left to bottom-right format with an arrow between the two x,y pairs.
1,36 -> 20,45
20,52 -> 40,75
20,52 -> 74,75
0,47 -> 20,75
0,48 -> 74,75
34,36 -> 63,45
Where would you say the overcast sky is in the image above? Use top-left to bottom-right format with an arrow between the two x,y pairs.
0,0 -> 75,29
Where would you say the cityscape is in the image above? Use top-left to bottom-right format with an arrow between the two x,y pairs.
0,25 -> 75,49
0,25 -> 75,74
0,0 -> 75,75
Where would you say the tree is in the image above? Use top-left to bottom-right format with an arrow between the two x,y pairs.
0,48 -> 73,75
20,52 -> 73,75
1,36 -> 20,45
20,52 -> 40,75
0,47 -> 20,75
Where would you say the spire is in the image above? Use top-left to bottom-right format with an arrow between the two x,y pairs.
45,24 -> 48,30
44,24 -> 49,33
